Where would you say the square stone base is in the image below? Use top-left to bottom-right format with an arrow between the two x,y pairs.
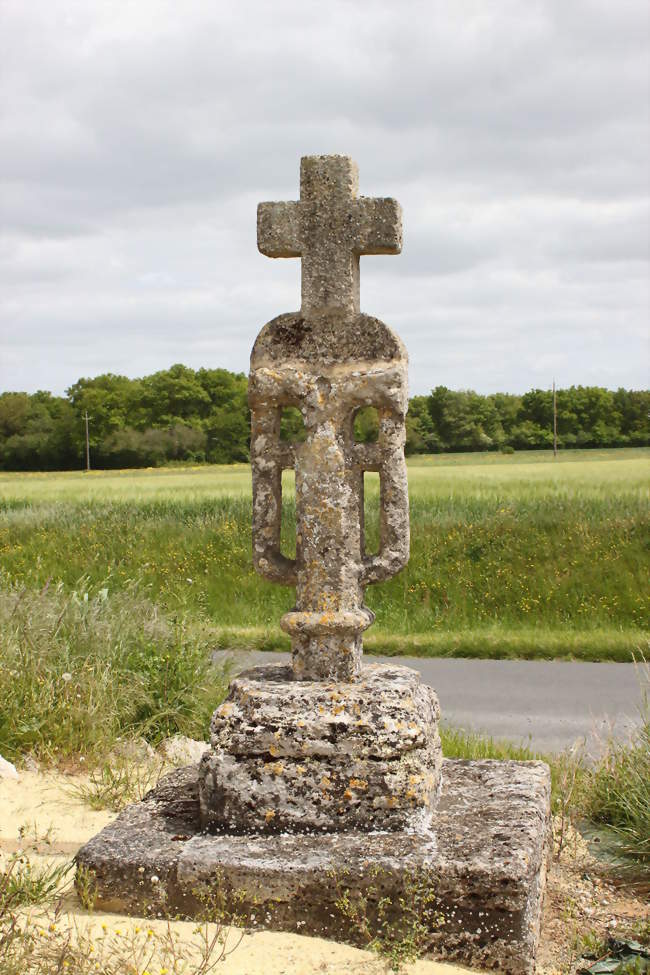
201,663 -> 443,834
75,759 -> 551,975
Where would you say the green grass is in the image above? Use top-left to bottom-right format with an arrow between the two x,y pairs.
1,446 -> 647,503
0,582 -> 228,763
0,448 -> 647,661
582,712 -> 650,864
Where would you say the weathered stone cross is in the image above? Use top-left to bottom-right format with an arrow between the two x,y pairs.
77,157 -> 552,974
257,155 -> 402,317
250,155 -> 409,682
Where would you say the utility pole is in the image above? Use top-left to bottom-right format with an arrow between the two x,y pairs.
552,380 -> 558,459
84,411 -> 91,472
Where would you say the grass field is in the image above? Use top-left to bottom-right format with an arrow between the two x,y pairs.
0,447 -> 648,661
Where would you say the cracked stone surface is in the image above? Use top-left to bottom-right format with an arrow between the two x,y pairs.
76,759 -> 551,975
251,154 -> 408,680
199,663 -> 442,834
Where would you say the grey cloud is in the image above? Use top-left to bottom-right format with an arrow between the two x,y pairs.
0,0 -> 648,397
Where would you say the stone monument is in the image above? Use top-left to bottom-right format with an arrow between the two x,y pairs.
76,155 -> 551,974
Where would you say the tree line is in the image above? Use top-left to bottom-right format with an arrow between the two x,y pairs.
0,364 -> 647,471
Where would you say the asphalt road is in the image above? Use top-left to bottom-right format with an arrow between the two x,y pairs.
213,650 -> 647,755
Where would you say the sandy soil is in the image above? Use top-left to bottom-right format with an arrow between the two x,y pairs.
1,769 -> 476,975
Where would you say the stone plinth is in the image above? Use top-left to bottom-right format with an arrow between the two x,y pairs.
75,758 -> 551,975
199,663 -> 442,834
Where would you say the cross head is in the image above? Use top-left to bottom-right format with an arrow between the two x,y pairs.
258,155 -> 402,317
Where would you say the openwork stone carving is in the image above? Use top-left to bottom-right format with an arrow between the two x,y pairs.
250,155 -> 409,680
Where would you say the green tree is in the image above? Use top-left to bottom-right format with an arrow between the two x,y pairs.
0,374 -> 647,470
405,397 -> 442,454
613,388 -> 650,444
139,364 -> 211,427
67,374 -> 139,448
205,408 -> 250,463
0,391 -> 78,470
427,387 -> 504,452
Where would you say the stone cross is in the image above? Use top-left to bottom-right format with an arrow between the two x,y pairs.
249,155 -> 409,681
258,155 -> 402,318
78,157 -> 551,974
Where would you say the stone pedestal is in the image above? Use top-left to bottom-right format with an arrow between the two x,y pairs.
199,663 -> 442,834
76,663 -> 551,974
76,758 -> 550,975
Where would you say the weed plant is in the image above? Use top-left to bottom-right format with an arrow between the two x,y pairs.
0,856 -> 72,910
68,757 -> 167,812
0,910 -> 244,975
331,865 -> 444,973
0,853 -> 245,974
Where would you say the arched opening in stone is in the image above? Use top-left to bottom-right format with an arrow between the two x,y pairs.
280,468 -> 296,560
353,405 -> 380,443
280,405 -> 307,443
363,470 -> 380,555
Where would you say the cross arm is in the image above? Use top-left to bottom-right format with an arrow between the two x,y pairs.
353,197 -> 402,255
257,201 -> 302,258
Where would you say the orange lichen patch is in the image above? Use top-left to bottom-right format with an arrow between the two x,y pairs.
408,774 -> 423,785
343,788 -> 354,800
321,775 -> 332,789
266,762 -> 284,776
349,778 -> 368,791
268,744 -> 279,757
264,810 -> 276,823
296,765 -> 306,776
332,705 -> 345,715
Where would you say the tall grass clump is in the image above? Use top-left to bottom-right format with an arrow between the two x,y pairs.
0,578 -> 228,763
581,701 -> 650,865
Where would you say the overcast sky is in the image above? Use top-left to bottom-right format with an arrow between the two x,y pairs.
1,0 -> 648,397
